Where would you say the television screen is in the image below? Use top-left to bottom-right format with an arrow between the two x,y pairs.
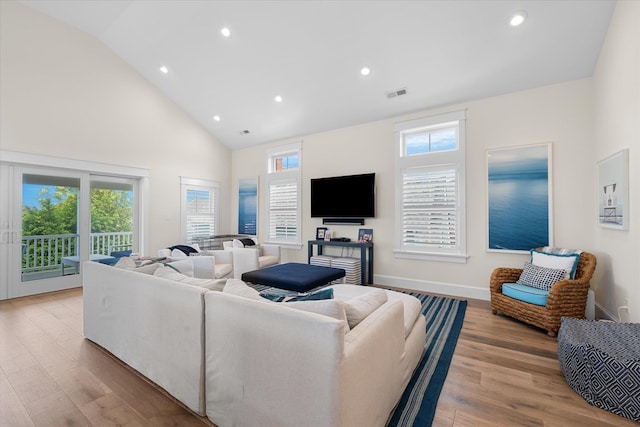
310,173 -> 375,218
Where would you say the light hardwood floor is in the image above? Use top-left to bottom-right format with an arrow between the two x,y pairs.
0,288 -> 635,427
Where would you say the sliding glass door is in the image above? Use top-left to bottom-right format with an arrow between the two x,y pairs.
0,164 -> 139,299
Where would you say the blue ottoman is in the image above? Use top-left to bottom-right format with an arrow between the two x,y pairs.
241,263 -> 345,293
558,317 -> 640,422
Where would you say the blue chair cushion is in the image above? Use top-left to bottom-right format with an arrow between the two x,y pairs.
110,250 -> 132,258
502,283 -> 549,306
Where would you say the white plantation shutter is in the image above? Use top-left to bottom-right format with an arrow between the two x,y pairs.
402,167 -> 457,249
268,180 -> 298,240
394,110 -> 466,262
185,189 -> 217,243
180,177 -> 219,245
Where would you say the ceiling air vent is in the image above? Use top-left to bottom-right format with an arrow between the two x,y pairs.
386,87 -> 408,99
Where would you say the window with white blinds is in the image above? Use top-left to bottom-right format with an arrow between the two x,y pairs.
266,142 -> 302,246
180,177 -> 219,245
401,167 -> 457,249
394,111 -> 467,263
268,180 -> 298,241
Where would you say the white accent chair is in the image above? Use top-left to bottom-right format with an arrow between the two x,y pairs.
223,238 -> 281,279
158,245 -> 233,279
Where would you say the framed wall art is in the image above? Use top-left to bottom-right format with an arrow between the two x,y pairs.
487,142 -> 553,252
238,177 -> 258,235
598,149 -> 629,230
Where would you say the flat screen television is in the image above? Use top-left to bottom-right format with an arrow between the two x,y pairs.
310,173 -> 375,218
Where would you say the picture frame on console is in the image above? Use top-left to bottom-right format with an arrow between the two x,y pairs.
316,227 -> 328,240
358,228 -> 373,243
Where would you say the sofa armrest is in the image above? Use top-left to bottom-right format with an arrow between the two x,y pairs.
342,300 -> 408,427
83,261 -> 207,415
490,267 -> 523,294
260,244 -> 281,262
231,247 -> 259,278
206,249 -> 232,265
205,293 -> 344,427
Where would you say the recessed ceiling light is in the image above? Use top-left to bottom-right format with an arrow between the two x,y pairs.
509,11 -> 527,27
221,27 -> 231,37
213,115 -> 221,122
159,65 -> 169,74
360,66 -> 371,76
274,95 -> 283,103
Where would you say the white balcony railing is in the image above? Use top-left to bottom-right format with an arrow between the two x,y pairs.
21,232 -> 133,274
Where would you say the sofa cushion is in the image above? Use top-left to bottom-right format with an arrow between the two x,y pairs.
115,257 -> 163,275
168,259 -> 195,277
258,255 -> 279,268
223,278 -> 262,300
530,249 -> 580,279
502,282 -> 549,306
516,262 -> 567,291
330,284 -> 422,337
114,256 -> 137,269
214,263 -> 232,279
284,299 -> 349,331
153,265 -> 226,291
343,289 -> 388,329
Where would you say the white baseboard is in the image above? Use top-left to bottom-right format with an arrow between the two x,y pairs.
595,303 -> 617,321
373,274 -> 490,301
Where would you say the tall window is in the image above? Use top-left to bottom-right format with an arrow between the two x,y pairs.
266,142 -> 301,246
181,177 -> 219,244
394,110 -> 467,263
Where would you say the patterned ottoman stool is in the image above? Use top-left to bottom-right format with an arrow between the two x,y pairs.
558,317 -> 640,422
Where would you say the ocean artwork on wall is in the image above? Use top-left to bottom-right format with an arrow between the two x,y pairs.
487,143 -> 553,252
598,149 -> 629,230
238,177 -> 258,235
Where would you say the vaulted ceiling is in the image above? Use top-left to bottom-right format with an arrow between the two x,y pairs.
21,0 -> 616,150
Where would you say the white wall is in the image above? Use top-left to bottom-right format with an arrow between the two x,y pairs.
0,2 -> 232,254
592,0 -> 640,322
232,79 -> 595,300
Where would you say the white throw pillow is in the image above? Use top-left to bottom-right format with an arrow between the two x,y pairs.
285,300 -> 350,332
114,256 -> 136,269
154,265 -> 225,290
530,249 -> 580,279
171,248 -> 189,258
344,289 -> 388,329
167,259 -> 194,277
222,279 -> 262,300
133,263 -> 162,275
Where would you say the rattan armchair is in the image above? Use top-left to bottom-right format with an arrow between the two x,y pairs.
490,250 -> 597,337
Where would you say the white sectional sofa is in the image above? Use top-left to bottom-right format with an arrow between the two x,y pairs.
83,261 -> 211,415
83,261 -> 426,426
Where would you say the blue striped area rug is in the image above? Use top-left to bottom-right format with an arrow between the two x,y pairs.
388,292 -> 467,427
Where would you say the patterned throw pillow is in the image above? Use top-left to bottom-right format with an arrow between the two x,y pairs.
517,262 -> 567,291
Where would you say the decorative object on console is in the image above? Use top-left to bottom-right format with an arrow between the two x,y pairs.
487,142 -> 552,252
358,228 -> 373,242
597,148 -> 629,230
316,227 -> 328,240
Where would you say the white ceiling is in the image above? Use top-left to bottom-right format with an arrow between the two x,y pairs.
21,0 -> 616,150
